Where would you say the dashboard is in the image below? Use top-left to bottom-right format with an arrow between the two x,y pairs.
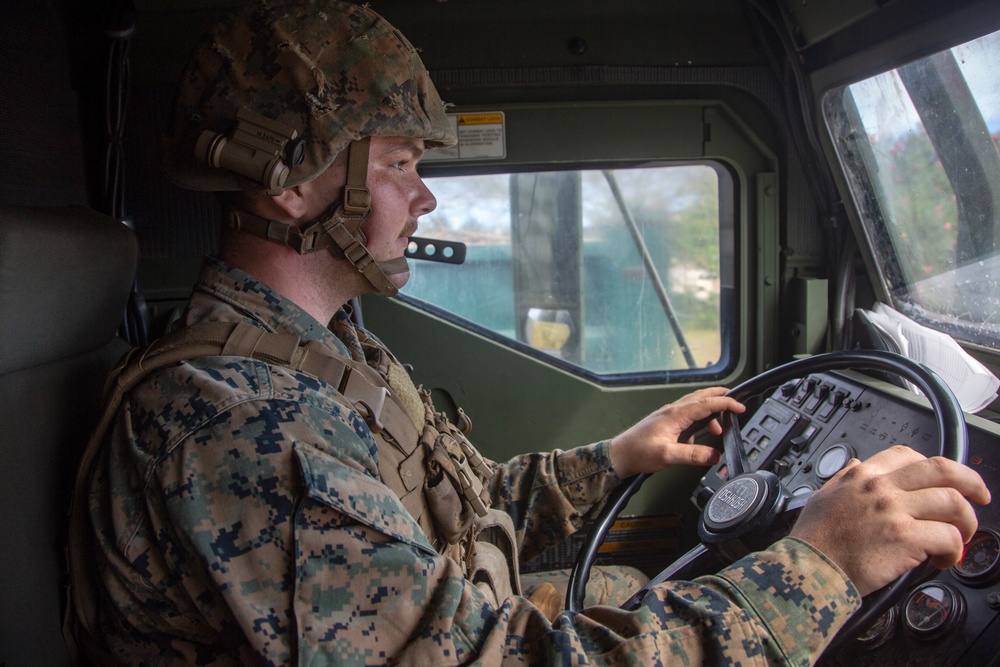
691,370 -> 1000,666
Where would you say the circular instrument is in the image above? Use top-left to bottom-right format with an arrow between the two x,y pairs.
903,583 -> 965,639
952,529 -> 1000,584
856,607 -> 897,649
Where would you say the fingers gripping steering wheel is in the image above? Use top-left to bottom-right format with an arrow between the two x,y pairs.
566,350 -> 967,650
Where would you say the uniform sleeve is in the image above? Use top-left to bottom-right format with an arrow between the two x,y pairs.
293,442 -> 861,666
487,441 -> 622,561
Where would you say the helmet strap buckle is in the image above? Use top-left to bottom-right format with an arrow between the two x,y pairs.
343,186 -> 371,215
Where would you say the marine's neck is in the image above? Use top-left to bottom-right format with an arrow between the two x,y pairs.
217,224 -> 368,326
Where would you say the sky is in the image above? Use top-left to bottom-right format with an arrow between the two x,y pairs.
851,27 -> 1000,139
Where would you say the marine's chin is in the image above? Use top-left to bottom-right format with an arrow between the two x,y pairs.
385,256 -> 411,289
387,269 -> 411,292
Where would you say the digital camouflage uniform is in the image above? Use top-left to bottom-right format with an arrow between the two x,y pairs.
82,257 -> 862,666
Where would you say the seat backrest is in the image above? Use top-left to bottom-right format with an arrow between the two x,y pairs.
0,205 -> 137,667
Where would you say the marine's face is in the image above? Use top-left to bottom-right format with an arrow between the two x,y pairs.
360,136 -> 438,290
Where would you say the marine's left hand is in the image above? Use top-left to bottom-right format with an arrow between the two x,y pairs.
609,387 -> 746,479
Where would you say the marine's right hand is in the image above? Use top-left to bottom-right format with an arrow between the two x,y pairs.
789,445 -> 991,597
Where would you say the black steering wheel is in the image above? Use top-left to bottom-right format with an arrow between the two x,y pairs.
567,350 -> 967,651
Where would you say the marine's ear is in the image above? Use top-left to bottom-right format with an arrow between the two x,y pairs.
268,184 -> 311,221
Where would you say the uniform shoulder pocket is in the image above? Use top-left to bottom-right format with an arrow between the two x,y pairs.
293,441 -> 436,556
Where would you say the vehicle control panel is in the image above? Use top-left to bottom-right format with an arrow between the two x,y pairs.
691,371 -> 1000,666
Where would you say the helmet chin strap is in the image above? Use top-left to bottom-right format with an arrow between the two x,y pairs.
225,136 -> 407,297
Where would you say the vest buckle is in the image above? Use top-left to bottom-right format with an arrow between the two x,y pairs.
344,370 -> 389,434
456,464 -> 490,517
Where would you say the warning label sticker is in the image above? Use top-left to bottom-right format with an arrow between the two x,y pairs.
424,111 -> 506,161
458,113 -> 504,125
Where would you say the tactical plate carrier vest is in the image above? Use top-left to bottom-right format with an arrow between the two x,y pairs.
65,321 -> 520,664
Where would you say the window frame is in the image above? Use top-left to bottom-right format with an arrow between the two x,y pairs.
383,99 -> 781,386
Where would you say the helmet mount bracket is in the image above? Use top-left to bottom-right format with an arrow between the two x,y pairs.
195,108 -> 303,195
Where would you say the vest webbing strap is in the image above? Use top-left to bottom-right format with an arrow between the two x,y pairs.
64,321 -> 424,664
123,321 -> 420,447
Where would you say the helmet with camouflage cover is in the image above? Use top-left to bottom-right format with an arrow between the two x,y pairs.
164,0 -> 457,296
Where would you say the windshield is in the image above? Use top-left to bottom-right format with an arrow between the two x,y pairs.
824,28 -> 1000,349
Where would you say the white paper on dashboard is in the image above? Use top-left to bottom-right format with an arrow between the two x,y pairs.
862,303 -> 999,413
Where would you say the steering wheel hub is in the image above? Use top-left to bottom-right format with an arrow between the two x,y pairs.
705,476 -> 761,528
699,470 -> 785,544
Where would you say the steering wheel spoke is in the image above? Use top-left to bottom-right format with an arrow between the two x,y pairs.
782,487 -> 811,514
721,409 -> 751,478
621,544 -> 714,611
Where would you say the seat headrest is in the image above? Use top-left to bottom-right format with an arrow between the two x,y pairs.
0,205 -> 138,376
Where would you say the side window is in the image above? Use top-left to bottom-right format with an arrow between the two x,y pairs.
403,163 -> 732,380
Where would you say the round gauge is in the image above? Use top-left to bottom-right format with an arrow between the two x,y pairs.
856,607 -> 896,649
953,528 -> 1000,584
816,444 -> 853,480
903,583 -> 965,639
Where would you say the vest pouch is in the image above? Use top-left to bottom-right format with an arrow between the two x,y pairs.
468,510 -> 522,605
424,437 -> 477,545
470,543 -> 511,608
